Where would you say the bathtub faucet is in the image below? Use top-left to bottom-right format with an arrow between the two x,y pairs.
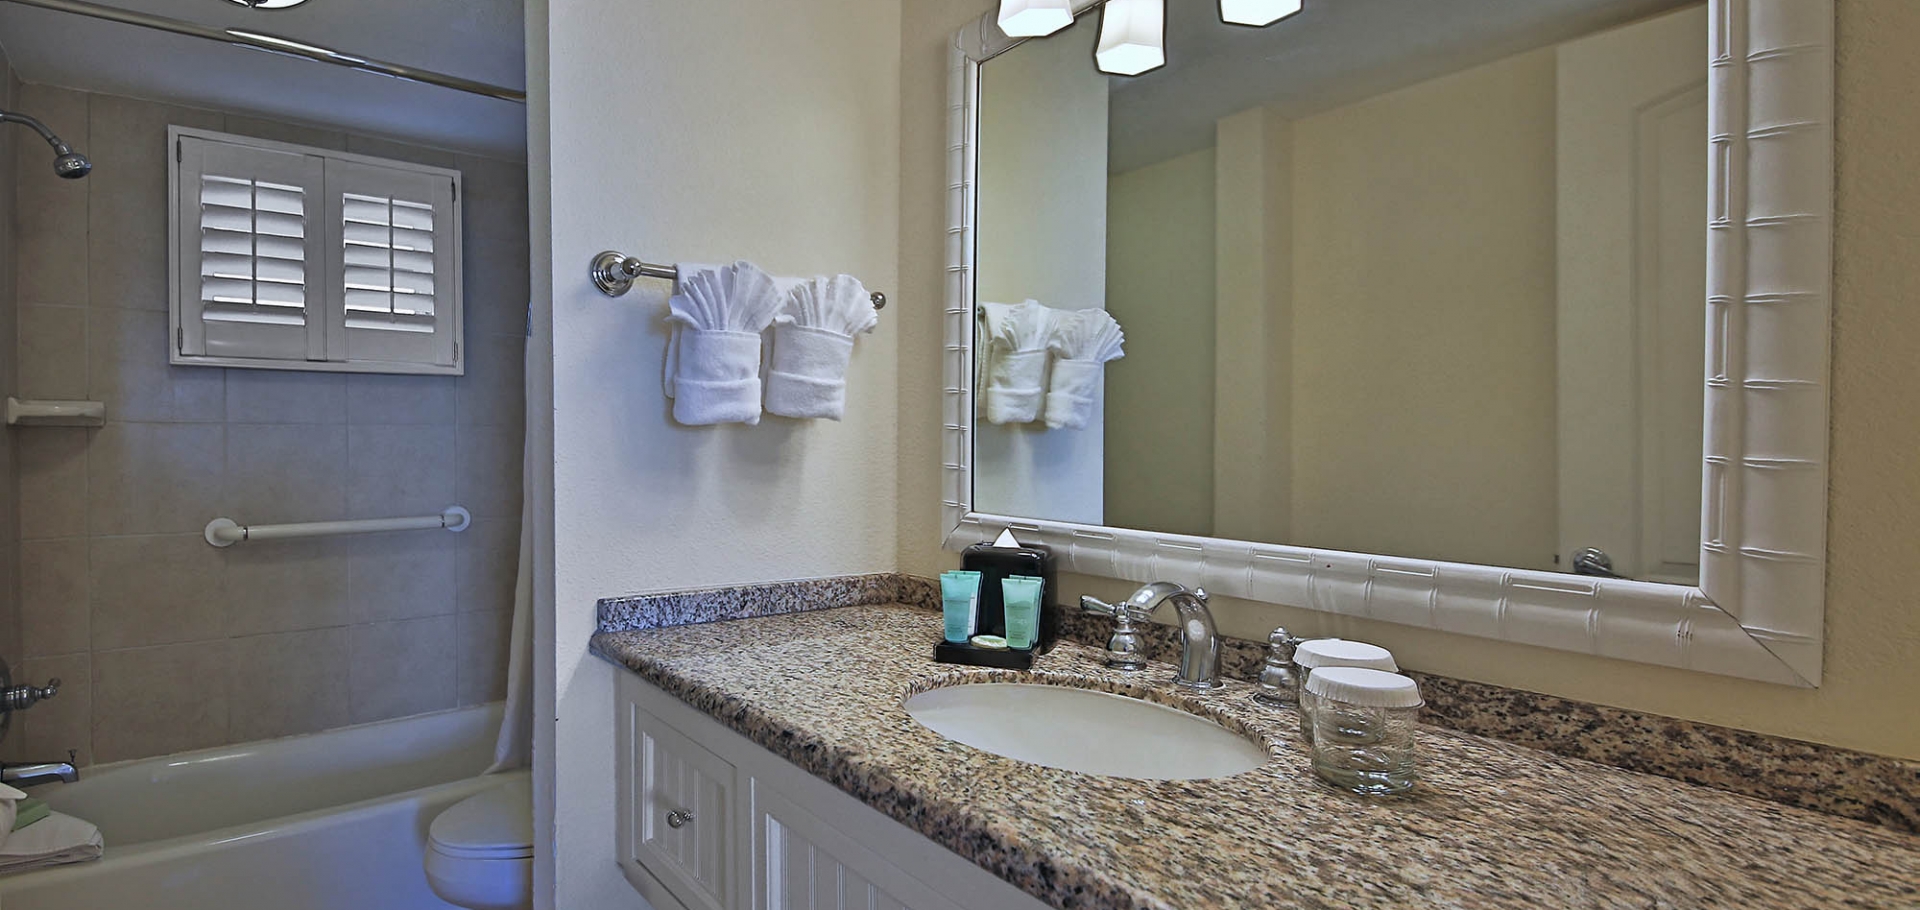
2,750 -> 78,787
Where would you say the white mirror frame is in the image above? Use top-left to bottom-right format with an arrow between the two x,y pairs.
940,0 -> 1832,686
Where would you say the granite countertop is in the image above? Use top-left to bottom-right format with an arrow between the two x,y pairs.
592,603 -> 1920,910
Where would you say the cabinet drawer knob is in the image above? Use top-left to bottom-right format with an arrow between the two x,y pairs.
665,808 -> 695,829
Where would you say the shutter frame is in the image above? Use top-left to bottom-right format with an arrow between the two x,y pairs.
168,126 -> 466,376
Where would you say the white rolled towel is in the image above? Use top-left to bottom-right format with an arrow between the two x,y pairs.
663,261 -> 785,426
1044,308 -> 1125,430
976,300 -> 1057,425
0,811 -> 103,873
766,275 -> 878,420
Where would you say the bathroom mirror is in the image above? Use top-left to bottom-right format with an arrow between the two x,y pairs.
943,0 -> 1833,686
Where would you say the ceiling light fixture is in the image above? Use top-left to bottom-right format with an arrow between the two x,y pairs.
997,0 -> 1075,38
225,0 -> 312,9
1219,0 -> 1302,27
1095,0 -> 1166,76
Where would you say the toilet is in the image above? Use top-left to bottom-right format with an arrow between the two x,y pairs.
424,776 -> 534,910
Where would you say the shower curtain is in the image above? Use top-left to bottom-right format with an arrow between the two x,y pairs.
486,332 -> 535,773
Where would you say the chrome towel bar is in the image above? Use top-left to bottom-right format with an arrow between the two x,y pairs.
590,250 -> 887,310
204,507 -> 472,548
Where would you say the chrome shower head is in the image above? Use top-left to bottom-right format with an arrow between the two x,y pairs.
0,108 -> 91,179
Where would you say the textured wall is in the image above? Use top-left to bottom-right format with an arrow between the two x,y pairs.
899,0 -> 1920,760
539,0 -> 902,906
8,86 -> 528,765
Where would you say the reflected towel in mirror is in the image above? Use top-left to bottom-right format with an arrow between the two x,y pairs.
976,299 -> 1058,424
1044,308 -> 1125,430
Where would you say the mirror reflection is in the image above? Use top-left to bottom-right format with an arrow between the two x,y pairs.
974,0 -> 1708,584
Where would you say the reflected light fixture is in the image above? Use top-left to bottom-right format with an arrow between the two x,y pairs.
1219,0 -> 1302,27
1095,0 -> 1166,76
226,0 -> 312,7
997,0 -> 1075,38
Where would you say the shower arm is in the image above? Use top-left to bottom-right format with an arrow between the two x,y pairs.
0,109 -> 75,155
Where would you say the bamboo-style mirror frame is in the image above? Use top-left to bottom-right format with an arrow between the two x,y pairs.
939,0 -> 1832,686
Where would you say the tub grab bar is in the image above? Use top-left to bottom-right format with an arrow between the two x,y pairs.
205,507 -> 472,548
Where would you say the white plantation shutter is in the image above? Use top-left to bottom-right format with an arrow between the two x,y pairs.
171,128 -> 463,374
176,138 -> 326,361
326,158 -> 460,368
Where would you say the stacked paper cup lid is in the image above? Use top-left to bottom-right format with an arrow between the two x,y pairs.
1293,638 -> 1398,672
1304,666 -> 1424,708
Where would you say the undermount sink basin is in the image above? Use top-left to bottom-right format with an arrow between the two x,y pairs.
903,682 -> 1268,781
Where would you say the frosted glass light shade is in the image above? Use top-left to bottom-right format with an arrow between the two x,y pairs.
997,0 -> 1075,38
1219,0 -> 1303,26
1096,0 -> 1166,76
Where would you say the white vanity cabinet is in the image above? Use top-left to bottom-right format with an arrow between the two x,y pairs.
614,670 -> 1050,910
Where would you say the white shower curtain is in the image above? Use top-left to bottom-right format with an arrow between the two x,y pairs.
486,332 -> 535,773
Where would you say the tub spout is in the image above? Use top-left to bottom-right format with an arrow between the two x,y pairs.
3,751 -> 78,787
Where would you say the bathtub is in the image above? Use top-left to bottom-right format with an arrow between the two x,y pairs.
0,703 -> 522,910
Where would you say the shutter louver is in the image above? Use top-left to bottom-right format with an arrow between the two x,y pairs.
199,175 -> 309,326
342,193 -> 438,333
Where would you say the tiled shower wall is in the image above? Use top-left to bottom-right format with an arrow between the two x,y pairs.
7,83 -> 529,765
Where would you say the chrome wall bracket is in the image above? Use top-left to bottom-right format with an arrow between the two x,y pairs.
590,250 -> 887,309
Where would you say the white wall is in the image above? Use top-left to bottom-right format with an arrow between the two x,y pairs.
1104,148 -> 1217,537
533,0 -> 902,905
971,14 -> 1110,526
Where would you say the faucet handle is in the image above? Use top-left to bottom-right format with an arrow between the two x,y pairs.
1081,595 -> 1149,671
1080,594 -> 1117,616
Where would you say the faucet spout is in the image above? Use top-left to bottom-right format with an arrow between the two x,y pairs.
2,757 -> 78,787
1125,582 -> 1221,690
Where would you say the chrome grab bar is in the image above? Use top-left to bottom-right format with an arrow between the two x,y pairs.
204,507 -> 472,548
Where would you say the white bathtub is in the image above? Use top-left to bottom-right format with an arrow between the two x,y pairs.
0,703 -> 522,910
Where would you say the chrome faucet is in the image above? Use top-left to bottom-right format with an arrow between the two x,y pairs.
1,754 -> 78,787
1083,581 -> 1222,690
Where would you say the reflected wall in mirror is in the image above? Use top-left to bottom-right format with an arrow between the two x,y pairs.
974,0 -> 1709,584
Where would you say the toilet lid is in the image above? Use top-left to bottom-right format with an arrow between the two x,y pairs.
430,777 -> 534,860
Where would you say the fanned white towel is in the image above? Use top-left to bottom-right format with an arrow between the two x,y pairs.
1044,308 -> 1125,430
976,300 -> 1057,425
0,811 -> 103,874
663,261 -> 786,426
766,275 -> 878,420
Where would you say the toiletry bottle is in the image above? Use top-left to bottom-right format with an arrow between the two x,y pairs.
940,571 -> 983,644
1000,575 -> 1043,650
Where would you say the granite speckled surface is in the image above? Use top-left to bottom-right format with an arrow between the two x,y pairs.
1055,607 -> 1920,834
598,573 -> 937,632
593,603 -> 1920,910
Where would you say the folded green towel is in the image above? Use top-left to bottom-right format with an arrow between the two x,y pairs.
11,798 -> 49,832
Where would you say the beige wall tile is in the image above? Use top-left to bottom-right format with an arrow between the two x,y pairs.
226,370 -> 348,424
456,518 -> 519,615
345,135 -> 456,168
19,653 -> 92,766
88,308 -> 225,422
87,422 -> 223,535
456,423 -> 523,520
345,373 -> 455,425
92,641 -> 229,762
221,116 -> 347,152
15,85 -> 87,308
455,609 -> 514,707
227,628 -> 351,742
18,304 -> 87,400
348,616 -> 455,724
90,534 -> 226,650
455,333 -> 524,427
224,537 -> 351,636
346,424 -> 456,519
20,539 -> 88,658
348,530 -> 456,623
225,423 -> 348,524
88,95 -> 224,310
18,427 -> 88,540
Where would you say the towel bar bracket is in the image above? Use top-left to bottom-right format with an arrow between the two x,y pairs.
590,250 -> 886,310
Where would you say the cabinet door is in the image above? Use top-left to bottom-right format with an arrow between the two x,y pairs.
750,781 -> 968,910
621,698 -> 737,910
